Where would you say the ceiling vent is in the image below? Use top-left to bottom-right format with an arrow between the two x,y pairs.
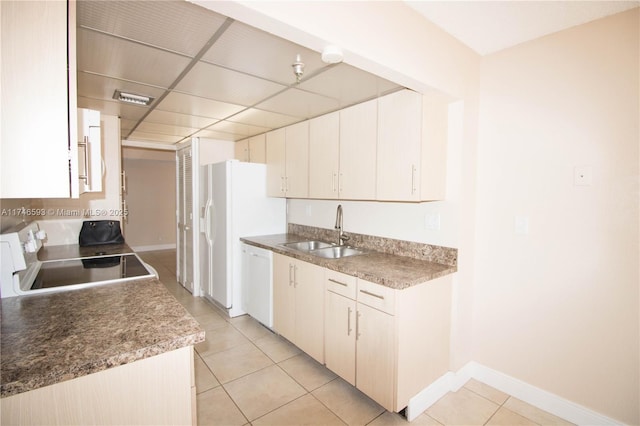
113,90 -> 154,106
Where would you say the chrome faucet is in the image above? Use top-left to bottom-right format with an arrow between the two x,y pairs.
334,204 -> 350,246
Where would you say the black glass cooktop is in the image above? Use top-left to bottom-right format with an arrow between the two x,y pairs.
31,254 -> 151,289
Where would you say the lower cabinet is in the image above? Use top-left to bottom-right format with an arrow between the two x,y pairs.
273,253 -> 324,363
1,346 -> 195,425
273,252 -> 453,413
324,269 -> 452,413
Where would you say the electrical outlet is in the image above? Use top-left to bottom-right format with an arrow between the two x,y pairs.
514,216 -> 529,235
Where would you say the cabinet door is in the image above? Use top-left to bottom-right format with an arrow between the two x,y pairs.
325,290 -> 356,385
309,112 -> 339,199
1,0 -> 77,198
285,121 -> 309,198
356,302 -> 395,412
339,99 -> 377,200
376,90 -> 422,201
272,253 -> 295,342
294,260 -> 325,363
249,134 -> 266,164
266,129 -> 286,197
235,139 -> 249,162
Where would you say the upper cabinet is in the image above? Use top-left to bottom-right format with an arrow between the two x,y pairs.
235,134 -> 266,164
308,112 -> 340,199
266,122 -> 309,198
377,89 -> 448,202
1,0 -> 79,198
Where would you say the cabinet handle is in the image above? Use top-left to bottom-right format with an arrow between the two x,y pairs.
77,137 -> 89,183
288,263 -> 293,286
285,176 -> 289,192
293,264 -> 298,287
411,164 -> 417,194
328,278 -> 348,287
332,173 -> 336,192
347,306 -> 352,336
359,289 -> 384,300
339,173 -> 343,193
356,310 -> 361,340
280,176 -> 285,193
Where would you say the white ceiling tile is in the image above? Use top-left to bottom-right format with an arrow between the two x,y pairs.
207,120 -> 271,138
299,64 -> 400,107
136,121 -> 197,137
77,28 -> 191,88
127,131 -> 183,144
78,0 -> 228,57
155,92 -> 245,119
256,88 -> 340,118
77,72 -> 165,104
202,20 -> 326,85
175,61 -> 286,106
230,108 -> 301,129
145,110 -> 218,129
193,129 -> 239,141
77,96 -> 149,122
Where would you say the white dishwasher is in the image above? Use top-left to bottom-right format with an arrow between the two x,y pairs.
241,243 -> 274,328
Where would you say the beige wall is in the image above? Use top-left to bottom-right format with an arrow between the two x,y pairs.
474,9 -> 638,424
122,153 -> 176,250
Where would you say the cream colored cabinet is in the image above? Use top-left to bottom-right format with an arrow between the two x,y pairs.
236,134 -> 266,163
308,101 -> 377,200
266,128 -> 287,197
266,122 -> 309,198
376,89 -> 448,202
339,99 -> 377,200
309,112 -> 340,199
235,139 -> 250,162
324,271 -> 357,385
324,271 -> 453,413
1,0 -> 79,198
284,121 -> 309,198
273,253 -> 324,363
249,134 -> 266,163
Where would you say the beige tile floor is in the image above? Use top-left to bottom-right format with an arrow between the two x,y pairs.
139,250 -> 573,426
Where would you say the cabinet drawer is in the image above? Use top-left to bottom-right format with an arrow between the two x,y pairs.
357,279 -> 396,315
326,270 -> 357,299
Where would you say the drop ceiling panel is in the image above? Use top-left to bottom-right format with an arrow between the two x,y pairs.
202,20 -> 326,86
78,0 -> 228,57
77,28 -> 191,88
155,92 -> 245,119
256,88 -> 340,119
135,122 -> 197,138
175,61 -> 287,106
193,128 -> 238,141
230,108 -> 301,129
207,120 -> 271,138
299,64 -> 400,107
128,131 -> 183,144
145,110 -> 218,129
77,97 -> 149,123
77,72 -> 165,104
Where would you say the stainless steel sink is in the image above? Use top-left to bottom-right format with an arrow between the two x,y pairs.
309,246 -> 366,259
281,240 -> 334,251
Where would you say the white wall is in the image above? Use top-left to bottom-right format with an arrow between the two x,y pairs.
473,9 -> 638,424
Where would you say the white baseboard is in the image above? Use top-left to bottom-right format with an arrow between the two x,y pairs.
130,243 -> 176,252
407,361 -> 621,425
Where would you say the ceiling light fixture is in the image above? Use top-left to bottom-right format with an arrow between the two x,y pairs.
321,45 -> 344,64
113,90 -> 154,106
292,54 -> 305,83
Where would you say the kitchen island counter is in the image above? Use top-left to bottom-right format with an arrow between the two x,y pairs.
0,277 -> 204,398
241,228 -> 457,290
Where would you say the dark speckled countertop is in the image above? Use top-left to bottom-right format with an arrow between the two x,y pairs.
241,230 -> 457,290
1,278 -> 204,398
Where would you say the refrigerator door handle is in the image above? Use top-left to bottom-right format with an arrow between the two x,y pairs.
204,199 -> 213,245
210,201 -> 217,244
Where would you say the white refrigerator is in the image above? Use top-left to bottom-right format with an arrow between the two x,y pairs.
199,160 -> 286,318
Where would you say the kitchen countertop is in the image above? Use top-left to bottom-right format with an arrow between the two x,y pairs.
241,233 -> 456,290
0,277 -> 204,398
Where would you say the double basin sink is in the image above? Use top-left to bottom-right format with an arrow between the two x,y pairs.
280,240 -> 366,259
